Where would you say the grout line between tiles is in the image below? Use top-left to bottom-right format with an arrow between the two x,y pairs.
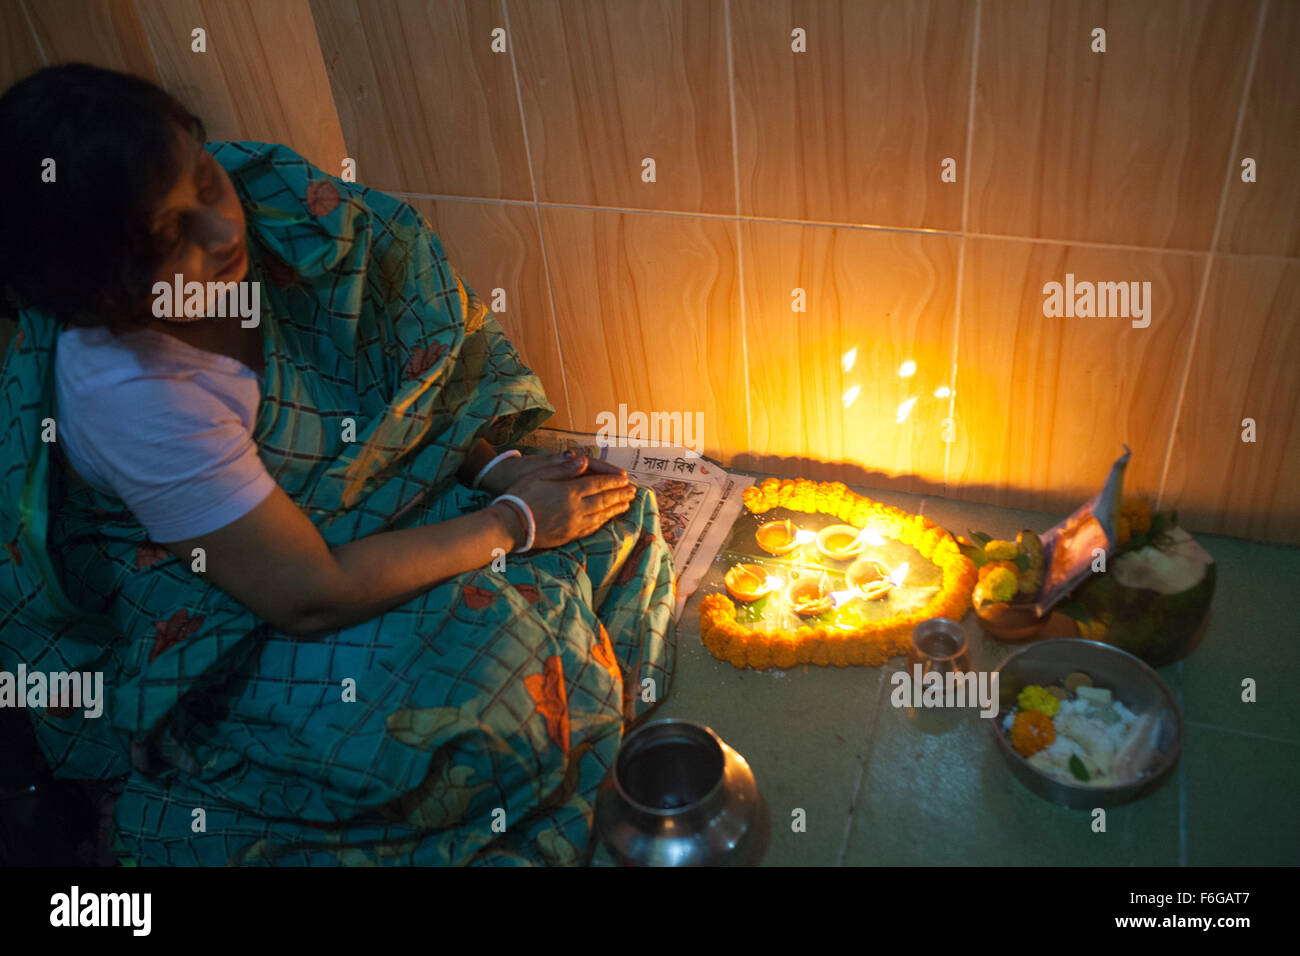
19,0 -> 48,63
384,192 -> 1300,264
1155,0 -> 1270,512
1184,719 -> 1300,747
500,0 -> 574,430
1177,660 -> 1188,865
945,0 -> 982,499
723,0 -> 753,464
836,670 -> 890,866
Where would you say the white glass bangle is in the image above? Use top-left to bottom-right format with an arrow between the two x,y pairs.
472,448 -> 521,490
491,494 -> 535,552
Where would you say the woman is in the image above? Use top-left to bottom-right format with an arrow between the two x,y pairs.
0,64 -> 676,865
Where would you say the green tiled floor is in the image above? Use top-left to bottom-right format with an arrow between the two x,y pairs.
614,470 -> 1300,866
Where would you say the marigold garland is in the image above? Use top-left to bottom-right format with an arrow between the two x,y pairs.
701,478 -> 977,670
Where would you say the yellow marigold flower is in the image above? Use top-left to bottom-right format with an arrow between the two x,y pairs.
726,645 -> 749,669
916,527 -> 945,559
984,539 -> 1018,561
1016,685 -> 1061,717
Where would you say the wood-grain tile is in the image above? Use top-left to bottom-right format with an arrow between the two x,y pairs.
136,0 -> 347,172
949,238 -> 1202,513
512,0 -> 734,214
24,0 -> 157,80
1161,256 -> 1300,544
406,198 -> 572,432
311,0 -> 532,199
1217,0 -> 1299,256
539,207 -> 746,463
970,0 -> 1259,249
732,0 -> 973,231
740,222 -> 959,494
0,1 -> 44,90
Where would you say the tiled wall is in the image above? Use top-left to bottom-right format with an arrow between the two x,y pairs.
4,1 -> 1296,545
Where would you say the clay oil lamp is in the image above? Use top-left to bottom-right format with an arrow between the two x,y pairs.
783,570 -> 834,617
755,518 -> 799,556
815,524 -> 867,561
724,563 -> 778,603
845,558 -> 911,601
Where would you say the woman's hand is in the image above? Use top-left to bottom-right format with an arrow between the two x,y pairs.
480,449 -> 627,495
500,456 -> 637,550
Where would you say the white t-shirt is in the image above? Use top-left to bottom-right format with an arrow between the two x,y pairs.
53,325 -> 277,543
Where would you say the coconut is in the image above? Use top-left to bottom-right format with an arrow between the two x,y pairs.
1070,525 -> 1215,668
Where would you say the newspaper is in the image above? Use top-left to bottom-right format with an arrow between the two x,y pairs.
518,428 -> 755,620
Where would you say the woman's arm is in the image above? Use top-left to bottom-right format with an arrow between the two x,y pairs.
159,484 -> 527,637
457,438 -> 501,488
159,459 -> 635,636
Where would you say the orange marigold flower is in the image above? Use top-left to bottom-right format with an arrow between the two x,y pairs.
1010,709 -> 1055,757
773,632 -> 800,669
702,626 -> 730,657
748,642 -> 774,670
863,644 -> 889,667
810,634 -> 832,666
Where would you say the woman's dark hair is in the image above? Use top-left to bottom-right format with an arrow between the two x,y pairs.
0,63 -> 207,333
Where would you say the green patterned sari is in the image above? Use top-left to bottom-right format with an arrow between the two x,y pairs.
0,142 -> 676,865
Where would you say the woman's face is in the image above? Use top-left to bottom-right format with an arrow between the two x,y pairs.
148,127 -> 248,319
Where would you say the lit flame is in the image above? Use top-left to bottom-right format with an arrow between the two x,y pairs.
860,528 -> 886,546
898,360 -> 917,378
889,562 -> 909,587
842,347 -> 857,373
830,589 -> 856,606
843,385 -> 860,408
933,385 -> 951,398
794,529 -> 816,544
896,397 -> 917,423
765,575 -> 782,591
